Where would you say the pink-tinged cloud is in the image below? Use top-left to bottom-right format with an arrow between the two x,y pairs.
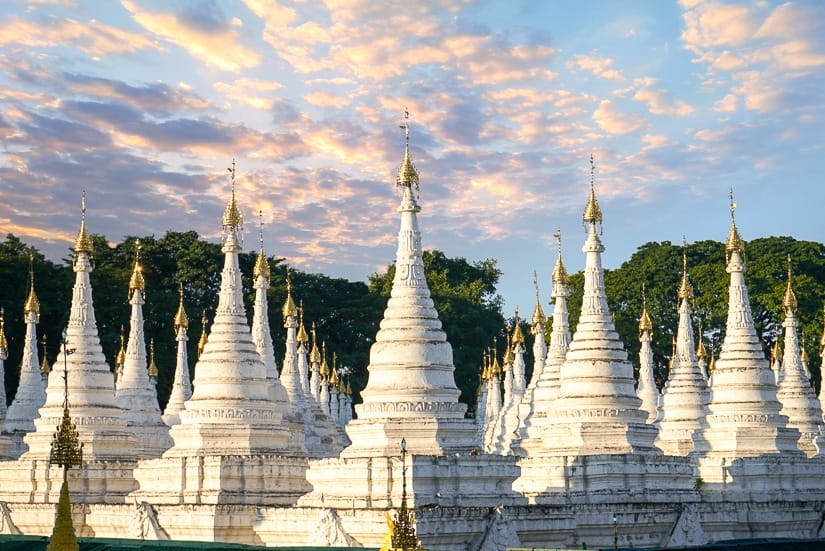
122,0 -> 261,72
713,93 -> 738,113
305,91 -> 351,109
0,16 -> 161,57
593,100 -> 646,135
567,54 -> 624,81
213,78 -> 285,110
681,2 -> 757,54
633,87 -> 694,117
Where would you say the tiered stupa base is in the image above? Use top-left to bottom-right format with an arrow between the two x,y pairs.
341,414 -> 477,458
0,459 -> 137,506
693,417 -> 802,460
540,416 -> 660,456
131,455 -> 310,506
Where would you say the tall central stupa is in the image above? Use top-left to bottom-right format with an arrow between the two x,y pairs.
341,117 -> 475,457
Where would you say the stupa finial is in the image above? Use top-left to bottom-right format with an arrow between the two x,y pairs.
282,269 -> 298,319
197,311 -> 208,359
677,237 -> 694,302
24,253 -> 41,318
551,228 -> 569,285
297,301 -> 309,345
147,338 -> 158,379
0,308 -> 7,353
320,342 -> 329,379
725,188 -> 745,261
639,283 -> 653,336
222,159 -> 243,229
582,154 -> 603,231
696,320 -> 707,360
174,282 -> 188,332
40,335 -> 50,375
396,109 -> 420,193
128,239 -> 145,295
254,209 -> 271,283
310,322 -> 321,364
531,270 -> 546,327
783,254 -> 797,314
512,308 -> 525,345
74,190 -> 93,255
115,325 -> 126,371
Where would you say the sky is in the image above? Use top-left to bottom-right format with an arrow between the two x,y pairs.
0,0 -> 823,317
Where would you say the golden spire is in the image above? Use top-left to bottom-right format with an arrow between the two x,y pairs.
254,209 -> 271,283
345,378 -> 352,396
677,237 -> 694,302
115,325 -> 126,370
503,332 -> 515,365
707,354 -> 716,375
783,254 -> 797,314
147,338 -> 158,379
639,283 -> 653,336
582,154 -> 603,227
128,240 -> 145,295
801,338 -> 809,365
668,337 -> 676,372
531,271 -> 546,327
480,350 -> 489,381
320,342 -> 329,379
490,338 -> 501,377
695,321 -> 707,360
511,309 -> 525,345
174,283 -> 188,332
41,335 -> 51,375
297,301 -> 309,345
396,109 -> 420,192
0,308 -> 7,352
551,228 -> 569,285
282,269 -> 298,319
329,353 -> 340,386
222,159 -> 243,228
24,254 -> 41,318
74,190 -> 93,255
725,188 -> 745,260
310,322 -> 321,363
198,312 -> 208,359
771,338 -> 783,364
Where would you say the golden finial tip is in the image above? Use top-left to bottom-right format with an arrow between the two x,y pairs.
639,283 -> 653,335
282,269 -> 298,319
74,191 -> 94,255
582,155 -> 603,225
783,255 -> 797,313
396,110 -> 420,191
128,239 -> 146,295
222,161 -> 243,228
174,282 -> 189,331
677,242 -> 694,301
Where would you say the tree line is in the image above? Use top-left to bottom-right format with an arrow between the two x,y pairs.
0,232 -> 823,412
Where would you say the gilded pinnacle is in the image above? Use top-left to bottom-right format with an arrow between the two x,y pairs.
41,336 -> 50,375
0,308 -> 7,351
74,190 -> 93,255
695,321 -> 707,360
174,283 -> 188,332
511,310 -> 525,345
310,322 -> 321,363
128,240 -> 145,295
771,339 -> 783,363
24,255 -> 41,318
783,255 -> 797,313
198,312 -> 208,359
552,230 -> 569,286
725,189 -> 745,259
297,303 -> 309,345
677,243 -> 694,301
320,343 -> 329,379
254,249 -> 270,283
582,155 -> 603,225
531,271 -> 546,327
115,326 -> 126,369
282,270 -> 298,319
222,160 -> 243,228
147,338 -> 158,379
707,354 -> 716,375
504,333 -> 515,365
396,110 -> 420,190
639,284 -> 653,336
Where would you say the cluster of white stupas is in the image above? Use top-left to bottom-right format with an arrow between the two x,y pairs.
0,122 -> 825,550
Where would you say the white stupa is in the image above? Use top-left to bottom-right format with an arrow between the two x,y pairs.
514,231 -> 571,457
636,286 -> 661,424
4,260 -> 48,458
496,317 -> 527,453
115,241 -> 172,458
161,285 -> 192,426
131,167 -> 309,521
692,194 -> 800,460
541,161 -> 658,456
22,194 -> 136,462
0,311 -> 11,458
655,247 -> 710,455
776,256 -> 825,457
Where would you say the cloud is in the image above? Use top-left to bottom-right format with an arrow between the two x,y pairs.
567,54 -> 624,81
713,93 -> 738,113
680,2 -> 757,54
0,15 -> 161,58
213,78 -> 284,110
65,73 -> 212,113
593,100 -> 646,135
122,0 -> 261,72
633,86 -> 694,116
